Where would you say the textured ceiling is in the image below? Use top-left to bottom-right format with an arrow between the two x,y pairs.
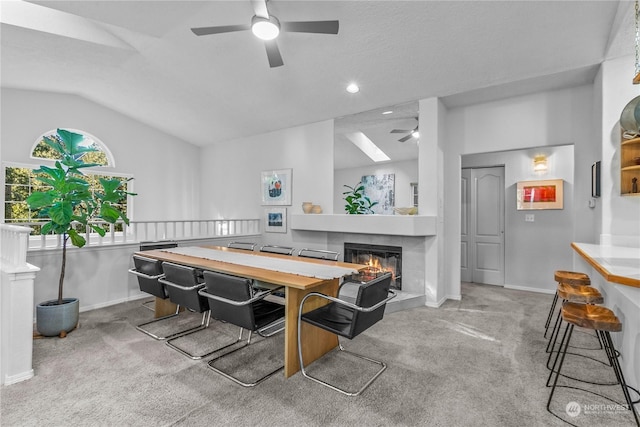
0,0 -> 633,159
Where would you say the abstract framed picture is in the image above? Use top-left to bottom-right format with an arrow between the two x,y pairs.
516,179 -> 564,210
264,207 -> 287,233
261,169 -> 292,205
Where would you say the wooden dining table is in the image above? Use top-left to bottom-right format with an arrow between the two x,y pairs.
135,245 -> 365,377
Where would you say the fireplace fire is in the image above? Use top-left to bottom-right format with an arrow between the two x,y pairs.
344,243 -> 402,290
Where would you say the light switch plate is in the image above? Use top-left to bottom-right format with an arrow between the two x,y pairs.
525,214 -> 535,222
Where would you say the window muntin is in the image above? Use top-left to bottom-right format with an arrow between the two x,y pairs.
4,165 -> 132,234
30,129 -> 114,166
5,129 -> 129,235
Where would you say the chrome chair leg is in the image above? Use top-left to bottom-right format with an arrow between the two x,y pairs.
206,327 -> 284,387
136,305 -> 182,340
165,311 -> 233,360
298,339 -> 387,397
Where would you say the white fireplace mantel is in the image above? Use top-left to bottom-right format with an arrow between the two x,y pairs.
290,214 -> 437,237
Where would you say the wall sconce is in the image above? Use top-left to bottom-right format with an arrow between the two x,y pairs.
533,155 -> 548,173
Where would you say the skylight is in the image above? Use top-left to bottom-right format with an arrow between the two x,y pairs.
345,131 -> 390,163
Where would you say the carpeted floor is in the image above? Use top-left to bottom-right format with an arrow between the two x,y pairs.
1,283 -> 636,426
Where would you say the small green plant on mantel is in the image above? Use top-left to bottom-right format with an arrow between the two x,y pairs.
343,182 -> 378,214
26,129 -> 135,305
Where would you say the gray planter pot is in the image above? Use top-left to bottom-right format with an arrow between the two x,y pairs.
36,298 -> 79,337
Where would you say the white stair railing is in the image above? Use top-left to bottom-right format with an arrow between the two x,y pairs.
1,223 -> 32,267
7,219 -> 261,250
0,223 -> 40,386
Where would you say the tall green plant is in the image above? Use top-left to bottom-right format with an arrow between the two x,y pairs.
343,182 -> 378,214
26,129 -> 135,305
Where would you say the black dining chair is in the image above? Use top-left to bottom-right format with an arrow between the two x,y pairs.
137,241 -> 178,311
259,245 -> 295,255
298,248 -> 340,261
297,272 -> 396,396
128,254 -> 181,340
228,241 -> 257,251
160,262 -> 222,359
198,270 -> 286,387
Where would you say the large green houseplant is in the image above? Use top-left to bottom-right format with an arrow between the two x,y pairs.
26,129 -> 134,337
343,182 -> 378,214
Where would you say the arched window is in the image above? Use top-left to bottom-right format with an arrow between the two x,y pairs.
30,129 -> 115,166
4,129 -> 131,232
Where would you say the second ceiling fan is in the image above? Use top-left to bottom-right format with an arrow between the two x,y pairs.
191,0 -> 339,68
390,117 -> 419,142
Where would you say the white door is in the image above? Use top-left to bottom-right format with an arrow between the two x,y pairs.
461,167 -> 505,285
460,169 -> 471,282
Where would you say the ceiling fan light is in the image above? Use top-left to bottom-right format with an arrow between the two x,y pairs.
412,131 -> 420,139
251,16 -> 280,40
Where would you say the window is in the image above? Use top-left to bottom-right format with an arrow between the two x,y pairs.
4,129 -> 131,235
410,182 -> 418,207
31,129 -> 114,166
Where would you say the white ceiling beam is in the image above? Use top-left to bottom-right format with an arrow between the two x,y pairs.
0,0 -> 134,50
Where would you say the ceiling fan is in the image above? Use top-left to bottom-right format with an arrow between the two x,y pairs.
390,118 -> 419,142
190,0 -> 339,68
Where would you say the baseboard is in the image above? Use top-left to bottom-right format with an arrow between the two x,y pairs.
424,296 -> 448,308
3,369 -> 34,386
445,293 -> 462,301
79,294 -> 149,313
504,284 -> 555,295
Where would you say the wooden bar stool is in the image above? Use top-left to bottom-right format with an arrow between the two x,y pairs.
544,270 -> 590,338
547,302 -> 639,426
546,282 -> 604,369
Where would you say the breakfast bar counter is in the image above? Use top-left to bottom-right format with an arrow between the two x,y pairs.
571,242 -> 640,391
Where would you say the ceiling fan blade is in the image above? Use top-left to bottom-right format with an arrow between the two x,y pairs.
251,0 -> 270,18
398,134 -> 414,143
191,24 -> 251,36
281,20 -> 339,34
264,40 -> 284,67
390,129 -> 411,133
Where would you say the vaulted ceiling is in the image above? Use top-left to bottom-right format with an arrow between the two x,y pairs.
0,0 -> 634,151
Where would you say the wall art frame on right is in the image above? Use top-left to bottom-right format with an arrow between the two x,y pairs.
516,179 -> 564,210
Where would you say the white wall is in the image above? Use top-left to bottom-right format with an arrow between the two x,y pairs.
442,84 -> 598,298
333,159 -> 418,214
199,120 -> 334,250
1,88 -> 205,312
462,144 -> 575,293
0,88 -> 202,221
598,55 -> 640,246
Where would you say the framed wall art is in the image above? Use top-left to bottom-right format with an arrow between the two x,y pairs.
264,207 -> 287,233
516,179 -> 564,210
261,169 -> 292,205
361,173 -> 395,215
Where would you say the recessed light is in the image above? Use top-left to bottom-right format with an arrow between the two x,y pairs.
381,110 -> 393,115
346,83 -> 359,94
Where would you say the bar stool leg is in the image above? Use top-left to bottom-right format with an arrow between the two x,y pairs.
544,292 -> 559,338
603,332 -> 640,425
547,323 -> 574,398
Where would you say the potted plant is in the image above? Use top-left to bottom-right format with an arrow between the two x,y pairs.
343,182 -> 378,214
26,129 -> 135,337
